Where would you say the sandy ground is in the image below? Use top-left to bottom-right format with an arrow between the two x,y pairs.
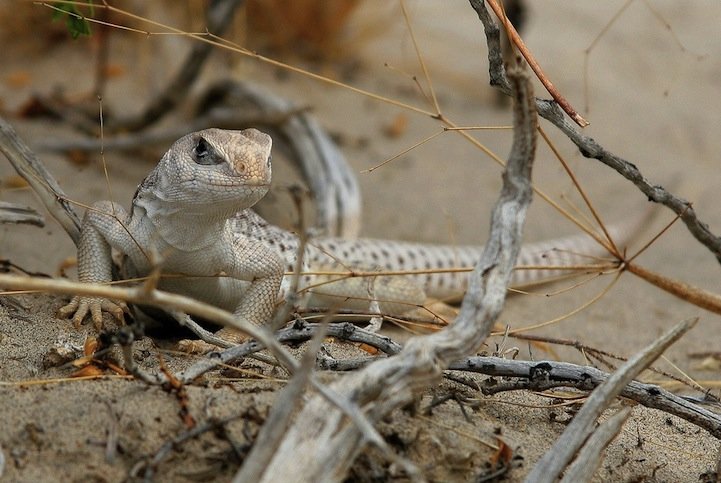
1,1 -> 720,481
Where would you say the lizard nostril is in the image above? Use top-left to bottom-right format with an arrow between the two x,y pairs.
238,163 -> 246,172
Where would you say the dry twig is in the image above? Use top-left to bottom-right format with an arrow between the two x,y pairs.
0,201 -> 44,227
454,354 -> 721,438
0,116 -> 81,242
230,319 -> 331,481
559,408 -> 631,482
468,0 -> 721,264
526,317 -> 697,482
249,59 -> 537,482
482,0 -> 589,127
104,0 -> 243,133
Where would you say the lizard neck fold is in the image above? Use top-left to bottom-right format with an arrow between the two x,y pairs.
132,194 -> 231,251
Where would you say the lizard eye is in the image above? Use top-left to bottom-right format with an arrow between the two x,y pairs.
193,137 -> 223,165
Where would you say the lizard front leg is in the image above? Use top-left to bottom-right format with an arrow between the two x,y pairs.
212,238 -> 284,345
178,237 -> 284,353
58,200 -> 136,329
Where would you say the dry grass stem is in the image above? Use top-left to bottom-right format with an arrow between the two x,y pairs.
484,0 -> 589,127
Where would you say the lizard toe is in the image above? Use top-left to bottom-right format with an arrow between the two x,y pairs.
57,297 -> 80,319
58,296 -> 126,330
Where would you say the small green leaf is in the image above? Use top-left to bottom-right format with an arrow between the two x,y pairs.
51,2 -> 93,39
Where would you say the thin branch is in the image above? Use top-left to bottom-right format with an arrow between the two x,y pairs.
538,126 -> 619,257
540,101 -> 721,263
400,0 -> 441,116
483,0 -> 589,127
451,352 -> 721,439
0,273 -> 298,373
104,0 -> 244,132
526,317 -> 697,482
626,263 -> 721,315
0,202 -> 44,227
468,0 -> 721,265
0,272 -> 407,460
559,408 -> 631,483
0,116 -> 81,243
179,321 -> 402,384
255,59 -> 538,482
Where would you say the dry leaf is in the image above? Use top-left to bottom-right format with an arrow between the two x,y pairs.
84,337 -> 99,357
5,71 -> 32,88
2,175 -> 29,189
71,365 -> 106,378
490,436 -> 513,467
103,63 -> 126,78
359,343 -> 379,354
383,113 -> 408,139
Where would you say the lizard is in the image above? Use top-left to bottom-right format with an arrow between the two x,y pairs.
58,127 -> 633,344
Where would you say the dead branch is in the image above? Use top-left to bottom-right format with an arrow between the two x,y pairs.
541,102 -> 721,263
4,267 -> 717,451
483,0 -> 589,127
248,60 -> 538,482
104,0 -> 244,133
181,319 -> 721,441
0,273 -> 295,369
179,318 -> 721,443
527,317 -> 697,482
0,201 -> 44,227
627,262 -> 721,316
179,321 -> 402,384
452,354 -> 721,439
234,320 -> 331,482
0,272 -> 392,467
468,0 -> 721,264
559,408 -> 631,483
315,350 -> 377,371
196,318 -> 721,438
0,116 -> 81,242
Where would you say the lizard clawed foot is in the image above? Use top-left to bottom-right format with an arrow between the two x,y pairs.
58,296 -> 128,330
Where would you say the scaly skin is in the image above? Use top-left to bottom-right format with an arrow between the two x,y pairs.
60,127 -> 628,341
58,128 -> 283,333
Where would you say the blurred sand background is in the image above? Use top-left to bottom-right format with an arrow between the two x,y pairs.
1,1 -> 720,481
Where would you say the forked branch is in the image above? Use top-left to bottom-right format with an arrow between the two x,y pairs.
250,59 -> 538,482
0,116 -> 81,242
468,0 -> 721,265
482,0 -> 589,127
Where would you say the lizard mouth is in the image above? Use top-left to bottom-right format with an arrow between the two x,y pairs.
205,181 -> 270,188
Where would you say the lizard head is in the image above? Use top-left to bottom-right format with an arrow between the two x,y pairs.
138,128 -> 273,219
